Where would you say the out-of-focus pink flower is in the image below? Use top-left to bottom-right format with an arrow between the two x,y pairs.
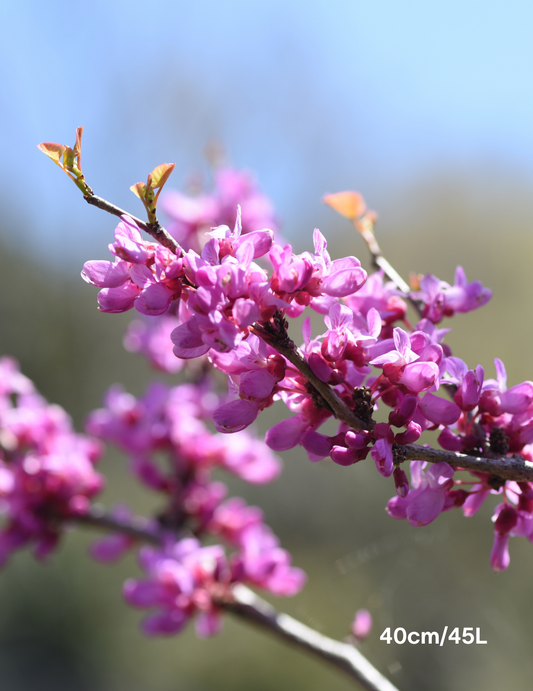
351,609 -> 372,640
234,524 -> 306,596
0,359 -> 104,566
161,166 -> 280,253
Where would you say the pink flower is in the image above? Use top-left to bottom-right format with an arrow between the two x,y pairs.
236,524 -> 306,596
0,360 -> 104,566
124,314 -> 186,373
411,267 -> 491,324
371,438 -> 394,478
345,270 -> 407,327
490,532 -> 510,572
387,462 -> 455,526
418,392 -> 461,426
351,609 -> 372,640
124,540 -> 226,637
370,328 -> 439,394
82,216 -> 184,316
208,497 -> 263,546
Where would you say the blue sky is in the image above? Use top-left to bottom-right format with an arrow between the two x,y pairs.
3,0 -> 533,265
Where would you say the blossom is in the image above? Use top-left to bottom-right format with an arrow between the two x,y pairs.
411,267 -> 491,323
124,540 -> 227,637
124,313 -> 186,373
387,462 -> 455,526
345,270 -> 406,325
234,524 -> 306,596
0,359 -> 104,566
351,609 -> 373,640
370,328 -> 439,394
87,379 -> 281,485
82,216 -> 184,315
441,358 -> 484,411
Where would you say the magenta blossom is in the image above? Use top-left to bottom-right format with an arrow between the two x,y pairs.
0,359 -> 104,566
387,462 -> 455,526
82,216 -> 184,316
370,328 -> 440,394
351,609 -> 373,640
411,267 -> 491,323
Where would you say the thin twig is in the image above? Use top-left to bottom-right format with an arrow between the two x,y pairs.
74,505 -> 161,543
84,193 -> 181,254
401,444 -> 533,482
73,508 -> 399,691
354,217 -> 424,318
228,584 -> 400,691
355,219 -> 410,296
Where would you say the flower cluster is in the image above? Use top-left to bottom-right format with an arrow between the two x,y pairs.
123,518 -> 305,638
0,358 -> 306,639
80,178 -> 533,571
35,131 -> 533,679
87,378 -> 305,636
264,286 -> 533,570
0,358 -> 104,565
383,356 -> 533,571
411,267 -> 492,323
123,166 -> 281,372
82,216 -> 185,316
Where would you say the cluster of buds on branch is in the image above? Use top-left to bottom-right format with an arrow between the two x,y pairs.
74,143 -> 533,572
7,127 -> 533,690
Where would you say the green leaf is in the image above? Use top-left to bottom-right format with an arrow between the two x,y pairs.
149,163 -> 175,189
62,146 -> 76,170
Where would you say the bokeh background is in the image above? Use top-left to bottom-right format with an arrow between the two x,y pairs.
2,1 -> 533,689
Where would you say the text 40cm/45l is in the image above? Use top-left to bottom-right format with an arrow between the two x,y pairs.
380,627 -> 487,645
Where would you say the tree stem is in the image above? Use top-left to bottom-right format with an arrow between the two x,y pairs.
84,193 -> 181,254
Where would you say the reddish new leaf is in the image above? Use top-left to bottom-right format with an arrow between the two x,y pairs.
37,142 -> 66,164
323,191 -> 366,221
130,182 -> 147,199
